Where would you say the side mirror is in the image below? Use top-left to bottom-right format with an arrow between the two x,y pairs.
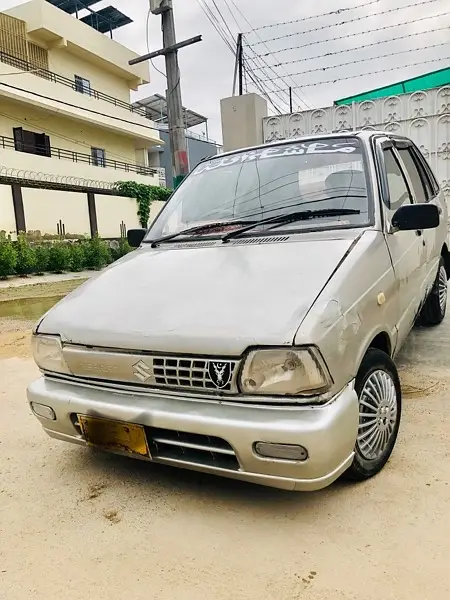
127,228 -> 147,247
391,203 -> 439,232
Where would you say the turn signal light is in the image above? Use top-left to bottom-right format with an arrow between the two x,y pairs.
254,442 -> 308,461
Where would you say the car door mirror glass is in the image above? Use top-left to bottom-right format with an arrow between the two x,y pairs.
391,203 -> 439,232
127,228 -> 147,247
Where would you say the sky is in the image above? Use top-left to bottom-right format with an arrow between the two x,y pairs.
3,0 -> 450,143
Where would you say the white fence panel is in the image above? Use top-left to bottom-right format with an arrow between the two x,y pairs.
262,86 -> 450,200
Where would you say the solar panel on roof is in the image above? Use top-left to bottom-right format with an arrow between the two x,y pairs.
45,0 -> 100,15
80,6 -> 133,33
134,94 -> 207,128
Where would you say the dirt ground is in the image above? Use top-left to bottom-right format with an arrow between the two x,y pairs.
0,281 -> 449,600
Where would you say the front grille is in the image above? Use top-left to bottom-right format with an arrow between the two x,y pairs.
153,356 -> 237,392
62,345 -> 240,394
147,427 -> 240,471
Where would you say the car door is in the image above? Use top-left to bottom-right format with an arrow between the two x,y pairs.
395,141 -> 445,290
376,139 -> 427,349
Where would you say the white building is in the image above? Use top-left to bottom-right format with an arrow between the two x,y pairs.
0,0 -> 163,239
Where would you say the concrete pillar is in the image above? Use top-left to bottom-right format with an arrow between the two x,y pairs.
220,93 -> 268,153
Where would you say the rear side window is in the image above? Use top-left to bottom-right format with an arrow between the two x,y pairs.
398,148 -> 428,203
383,149 -> 411,210
411,145 -> 440,196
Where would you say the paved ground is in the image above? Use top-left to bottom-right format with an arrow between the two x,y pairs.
0,292 -> 449,599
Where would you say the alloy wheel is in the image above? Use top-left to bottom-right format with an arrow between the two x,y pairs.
357,370 -> 398,461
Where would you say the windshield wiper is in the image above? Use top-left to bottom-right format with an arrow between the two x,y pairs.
148,220 -> 256,248
221,208 -> 361,243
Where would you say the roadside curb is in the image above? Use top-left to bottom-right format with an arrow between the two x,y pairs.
0,271 -> 96,290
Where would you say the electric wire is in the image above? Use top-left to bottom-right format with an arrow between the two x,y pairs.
221,0 -> 313,109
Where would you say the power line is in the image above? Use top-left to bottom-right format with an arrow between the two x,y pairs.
146,7 -> 166,79
0,81 -> 162,134
242,48 -> 295,111
242,38 -> 312,110
257,10 -> 449,58
196,0 -> 284,113
249,0 -> 445,46
270,55 -> 450,92
196,0 -> 234,52
0,109 -> 148,166
245,69 -> 284,114
258,41 -> 450,83
209,0 -> 235,40
222,0 -> 313,108
247,24 -> 450,72
213,0 -> 292,109
246,0 -> 381,32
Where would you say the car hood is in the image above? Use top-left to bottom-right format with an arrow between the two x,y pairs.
38,235 -> 360,355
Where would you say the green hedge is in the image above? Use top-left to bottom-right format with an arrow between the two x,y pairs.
0,233 -> 132,279
114,181 -> 173,228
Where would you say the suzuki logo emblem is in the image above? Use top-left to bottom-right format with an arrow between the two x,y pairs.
132,360 -> 152,383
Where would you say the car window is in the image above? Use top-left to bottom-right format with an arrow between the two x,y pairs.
147,138 -> 372,240
411,145 -> 440,197
383,149 -> 412,211
397,148 -> 428,203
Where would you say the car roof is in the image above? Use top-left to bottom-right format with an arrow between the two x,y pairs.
209,130 -> 399,161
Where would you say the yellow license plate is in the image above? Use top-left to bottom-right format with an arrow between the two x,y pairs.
78,415 -> 150,458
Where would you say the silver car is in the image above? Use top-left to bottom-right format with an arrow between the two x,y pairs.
28,131 -> 449,491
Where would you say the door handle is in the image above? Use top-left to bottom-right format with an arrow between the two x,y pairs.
416,230 -> 423,236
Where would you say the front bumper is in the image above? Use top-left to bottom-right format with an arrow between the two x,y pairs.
27,376 -> 359,491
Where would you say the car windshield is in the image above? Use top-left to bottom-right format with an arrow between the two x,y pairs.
146,137 -> 370,240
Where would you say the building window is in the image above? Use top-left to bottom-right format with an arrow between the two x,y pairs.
13,127 -> 51,157
91,147 -> 106,167
74,75 -> 91,95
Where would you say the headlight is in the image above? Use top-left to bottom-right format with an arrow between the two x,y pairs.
32,335 -> 71,374
240,347 -> 331,396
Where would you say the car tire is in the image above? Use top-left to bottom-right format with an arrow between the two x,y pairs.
346,348 -> 402,481
419,257 -> 447,326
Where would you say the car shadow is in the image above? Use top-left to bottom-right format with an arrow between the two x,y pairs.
68,445 -> 358,513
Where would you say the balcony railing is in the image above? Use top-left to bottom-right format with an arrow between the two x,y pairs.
0,135 -> 157,177
0,48 -> 149,118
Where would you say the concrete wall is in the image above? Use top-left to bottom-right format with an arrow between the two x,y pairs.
96,194 -> 140,238
0,98 -> 137,161
95,197 -> 165,237
149,200 -> 165,224
22,187 -> 91,236
0,184 -> 16,235
5,0 -> 149,86
152,130 -> 219,187
0,99 -> 159,187
0,183 -> 166,238
48,48 -> 130,104
0,61 -> 160,146
262,85 -> 450,203
220,93 -> 268,152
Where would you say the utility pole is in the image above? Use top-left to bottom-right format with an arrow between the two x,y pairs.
289,87 -> 293,113
130,0 -> 202,188
237,33 -> 243,95
232,34 -> 243,96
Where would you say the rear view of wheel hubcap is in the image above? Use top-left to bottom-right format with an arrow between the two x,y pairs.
357,370 -> 398,461
438,266 -> 447,313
